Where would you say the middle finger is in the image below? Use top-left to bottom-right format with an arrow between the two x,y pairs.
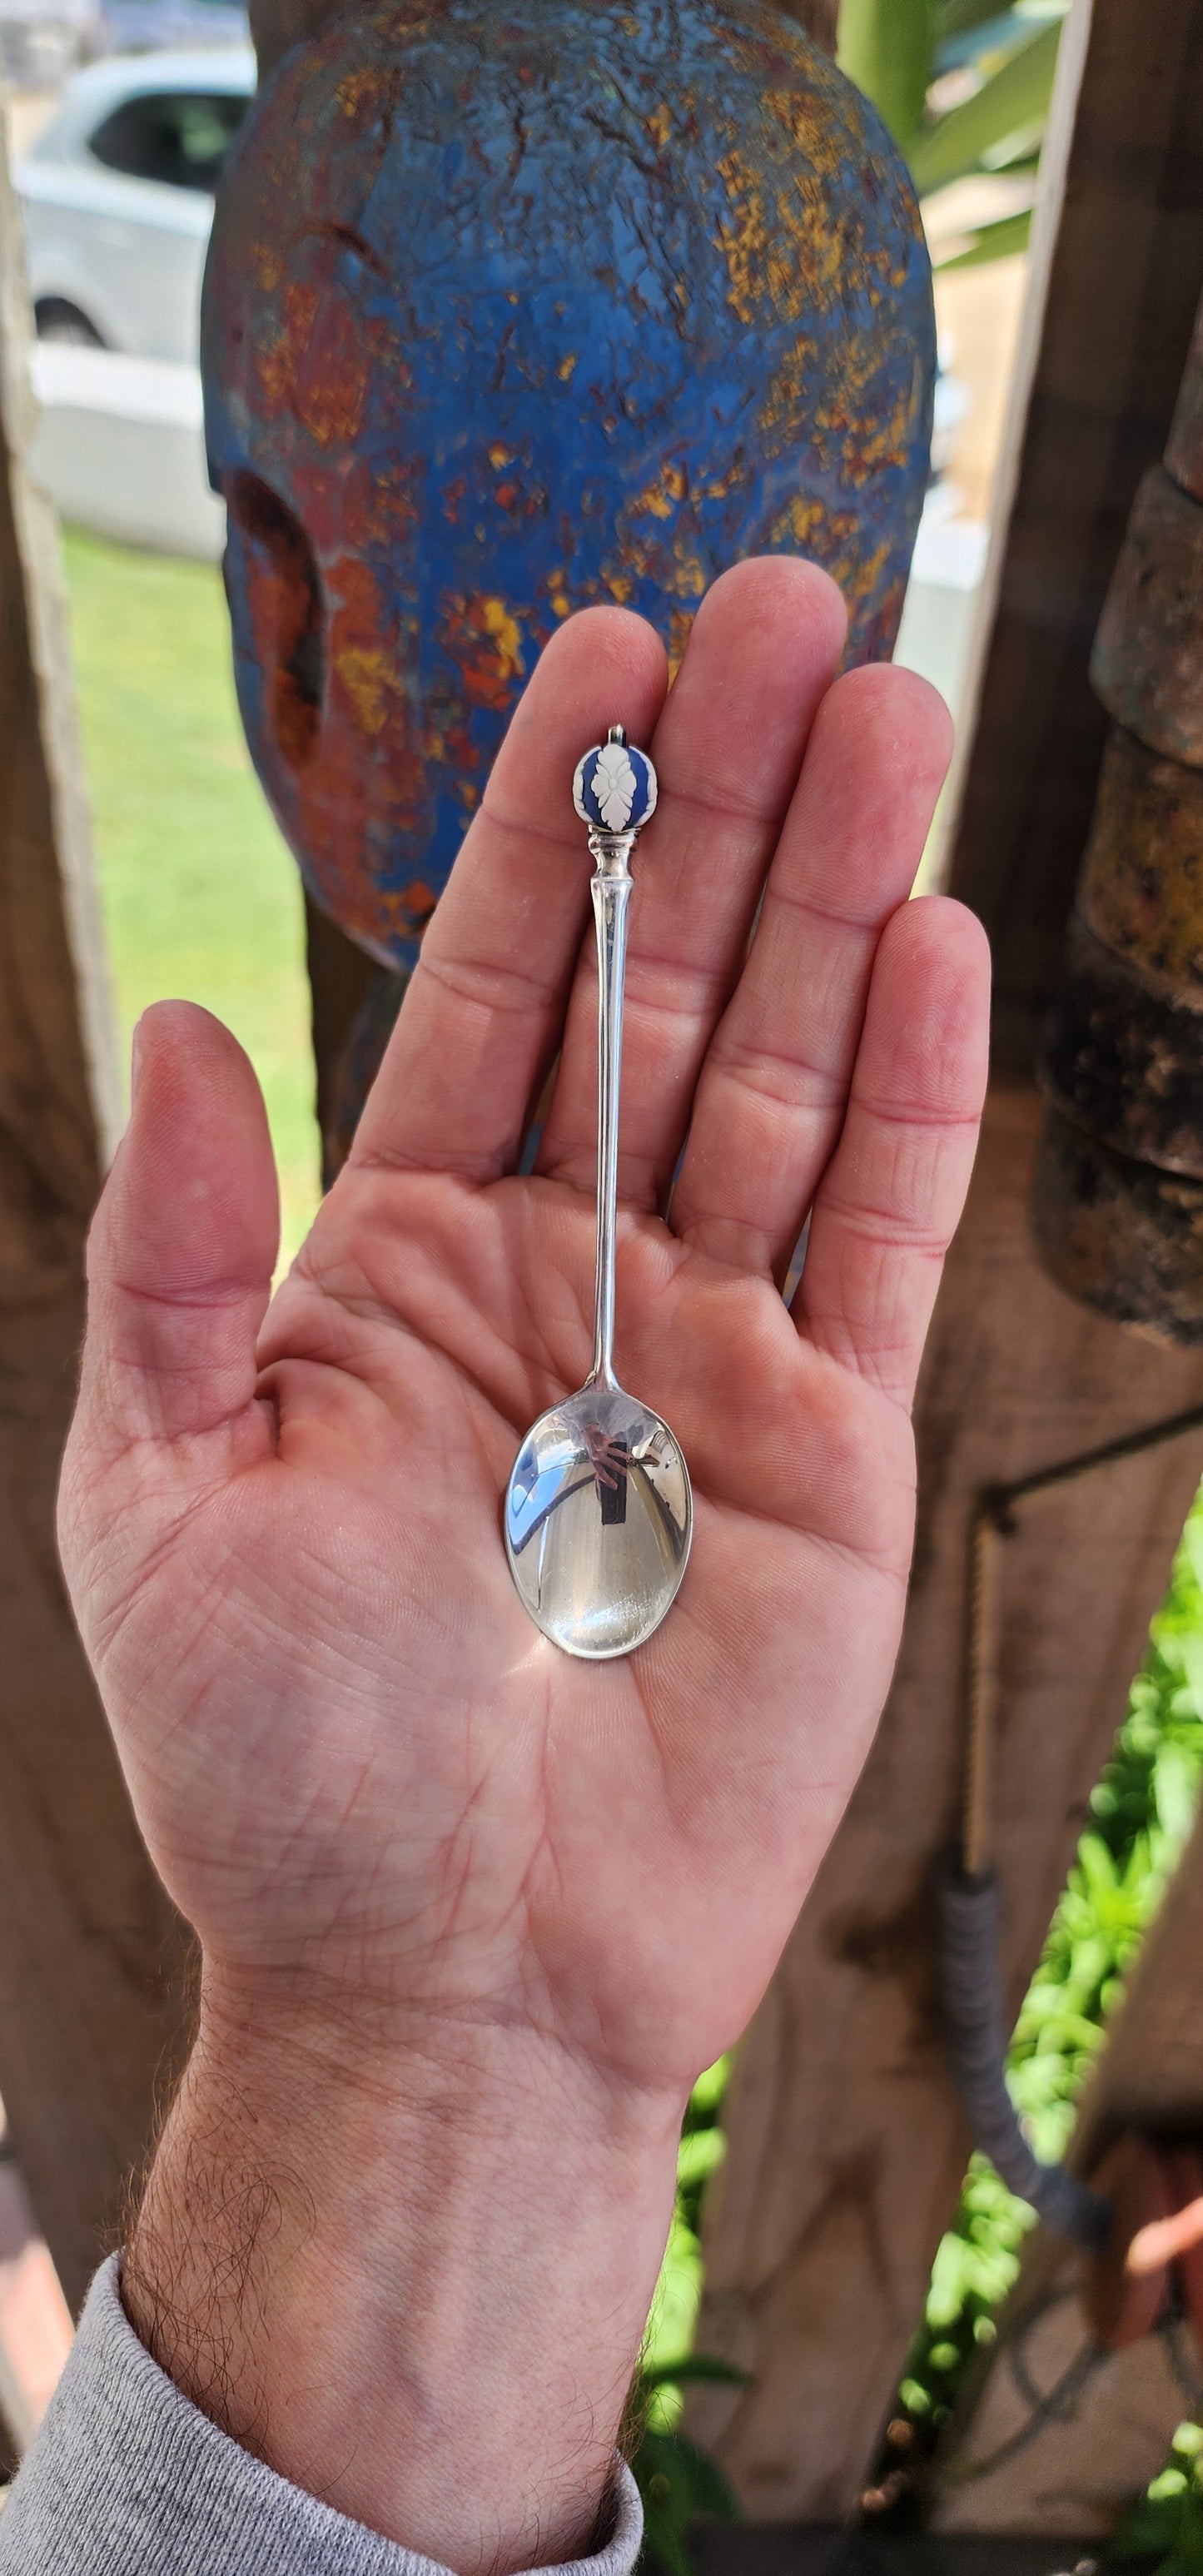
534,555 -> 846,1210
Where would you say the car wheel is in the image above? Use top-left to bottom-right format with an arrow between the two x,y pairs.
35,299 -> 107,349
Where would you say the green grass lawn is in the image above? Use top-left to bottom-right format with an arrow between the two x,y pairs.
62,528 -> 321,1270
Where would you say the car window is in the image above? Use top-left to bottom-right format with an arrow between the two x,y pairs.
87,90 -> 248,192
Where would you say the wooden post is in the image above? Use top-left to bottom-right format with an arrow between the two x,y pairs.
695,0 -> 1203,2522
0,97 -> 191,2314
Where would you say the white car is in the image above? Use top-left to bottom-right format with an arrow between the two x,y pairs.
16,47 -> 253,361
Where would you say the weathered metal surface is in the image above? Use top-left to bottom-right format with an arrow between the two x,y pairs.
251,0 -> 842,80
1091,465 -> 1203,768
1040,915 -> 1203,1179
1166,288 -> 1203,504
1030,1107 -> 1203,1343
202,0 -> 933,971
1078,722 -> 1203,991
1031,273 -> 1203,1343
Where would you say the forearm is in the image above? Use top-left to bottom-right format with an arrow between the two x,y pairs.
122,1977 -> 684,2576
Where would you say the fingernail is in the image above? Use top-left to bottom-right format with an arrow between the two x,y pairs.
130,1017 -> 147,1101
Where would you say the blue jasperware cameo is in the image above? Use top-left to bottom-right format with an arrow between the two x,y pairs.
573,738 -> 659,837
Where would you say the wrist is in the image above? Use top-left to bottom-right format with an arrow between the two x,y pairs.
124,1974 -> 684,2576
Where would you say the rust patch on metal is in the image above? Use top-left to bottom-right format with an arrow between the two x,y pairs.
1041,915 -> 1203,1181
1031,1109 -> 1203,1345
1078,724 -> 1203,992
1091,466 -> 1203,770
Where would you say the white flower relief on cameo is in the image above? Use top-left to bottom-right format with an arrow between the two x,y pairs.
592,740 -> 638,830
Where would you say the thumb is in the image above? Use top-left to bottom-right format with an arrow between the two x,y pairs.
74,1000 -> 280,1456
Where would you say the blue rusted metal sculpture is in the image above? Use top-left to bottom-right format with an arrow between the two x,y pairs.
202,0 -> 934,976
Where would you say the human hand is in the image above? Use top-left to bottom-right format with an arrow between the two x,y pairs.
59,559 -> 989,2571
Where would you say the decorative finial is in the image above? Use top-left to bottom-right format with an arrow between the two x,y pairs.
573,728 -> 658,838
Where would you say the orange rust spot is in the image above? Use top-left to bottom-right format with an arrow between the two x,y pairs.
336,67 -> 385,118
629,460 -> 688,520
668,609 -> 695,679
255,279 -> 319,420
400,879 -> 437,925
255,243 -> 284,295
557,352 -> 579,381
439,592 -> 526,709
294,297 -> 370,448
342,456 -> 423,553
335,645 -> 397,735
375,881 -> 439,947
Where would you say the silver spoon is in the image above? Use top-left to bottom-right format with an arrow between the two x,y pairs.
504,724 -> 692,1658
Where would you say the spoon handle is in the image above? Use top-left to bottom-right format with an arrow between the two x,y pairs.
571,725 -> 659,1392
589,847 -> 633,1388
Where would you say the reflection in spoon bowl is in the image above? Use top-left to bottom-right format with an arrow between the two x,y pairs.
505,1384 -> 692,1658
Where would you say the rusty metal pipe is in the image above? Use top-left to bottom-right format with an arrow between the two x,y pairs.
1032,287 -> 1203,1341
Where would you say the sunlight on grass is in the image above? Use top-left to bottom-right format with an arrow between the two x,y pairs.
62,528 -> 321,1271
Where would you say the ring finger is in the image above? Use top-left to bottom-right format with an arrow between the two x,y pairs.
670,662 -> 953,1280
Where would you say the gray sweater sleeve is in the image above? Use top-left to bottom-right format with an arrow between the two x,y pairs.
0,2258 -> 644,2576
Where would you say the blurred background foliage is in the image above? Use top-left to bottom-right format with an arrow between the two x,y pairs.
635,1494 -> 1203,2569
838,0 -> 1069,268
882,1498 -> 1203,2527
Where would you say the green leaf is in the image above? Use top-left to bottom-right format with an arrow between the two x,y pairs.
641,2354 -> 751,2392
911,17 -> 1060,191
639,2509 -> 693,2576
632,2425 -> 742,2576
933,206 -> 1031,268
669,2436 -> 742,2522
932,0 -> 1010,40
683,2056 -> 731,2127
1183,1505 -> 1203,1600
677,2127 -> 727,2191
1180,1629 -> 1203,1721
838,0 -> 933,152
1075,1831 -> 1120,1897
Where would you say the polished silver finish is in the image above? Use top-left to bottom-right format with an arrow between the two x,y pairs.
505,725 -> 692,1658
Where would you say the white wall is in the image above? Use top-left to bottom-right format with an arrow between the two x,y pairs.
895,497 -> 989,731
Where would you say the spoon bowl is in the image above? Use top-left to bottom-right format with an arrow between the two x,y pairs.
505,1382 -> 691,1658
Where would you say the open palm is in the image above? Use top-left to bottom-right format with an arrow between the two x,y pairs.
59,559 -> 987,2114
